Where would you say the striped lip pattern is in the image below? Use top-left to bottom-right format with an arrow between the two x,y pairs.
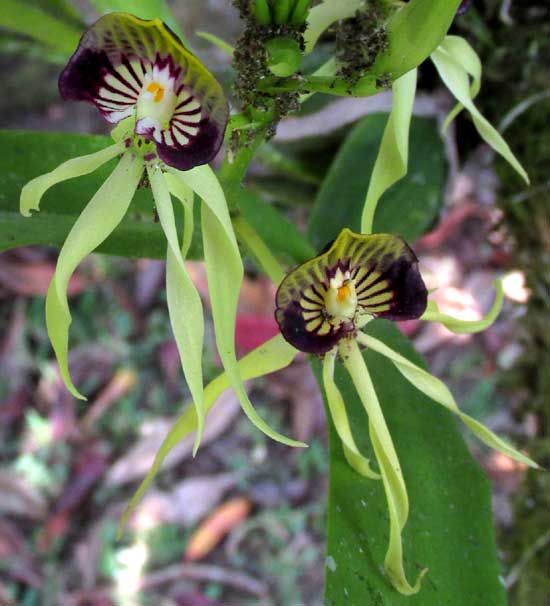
275,229 -> 428,354
59,12 -> 228,170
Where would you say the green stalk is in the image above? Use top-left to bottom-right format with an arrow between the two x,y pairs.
233,215 -> 285,285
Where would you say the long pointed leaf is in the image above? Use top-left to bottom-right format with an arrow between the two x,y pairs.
46,152 -> 143,399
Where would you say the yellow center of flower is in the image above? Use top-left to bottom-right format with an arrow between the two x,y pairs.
146,81 -> 165,103
325,269 -> 357,321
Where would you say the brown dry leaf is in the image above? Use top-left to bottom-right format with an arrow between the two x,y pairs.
80,369 -> 138,433
0,261 -> 85,297
185,497 -> 252,562
0,469 -> 47,520
105,388 -> 241,487
131,472 -> 238,530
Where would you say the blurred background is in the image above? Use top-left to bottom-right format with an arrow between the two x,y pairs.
0,1 -> 549,605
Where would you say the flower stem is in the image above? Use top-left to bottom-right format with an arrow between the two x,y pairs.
233,215 -> 285,285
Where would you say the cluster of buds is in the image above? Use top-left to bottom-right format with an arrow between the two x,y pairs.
250,0 -> 312,26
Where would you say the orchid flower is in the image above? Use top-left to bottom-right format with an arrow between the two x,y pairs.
125,227 -> 539,594
19,12 -> 303,454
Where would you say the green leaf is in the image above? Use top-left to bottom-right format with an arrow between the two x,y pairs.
361,69 -> 417,234
1,0 -> 82,56
312,321 -> 508,605
308,116 -> 446,249
90,0 -> 188,47
149,167 -> 206,454
431,42 -> 529,184
46,153 -> 144,399
119,334 -> 298,535
0,131 -> 201,259
168,166 -> 306,448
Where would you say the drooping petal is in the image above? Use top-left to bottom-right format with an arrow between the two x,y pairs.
59,12 -> 228,170
164,172 -> 194,258
46,152 -> 143,399
439,36 -> 481,132
20,141 -> 125,217
168,165 -> 306,448
431,41 -> 529,184
341,339 -> 427,595
147,164 -> 206,455
361,69 -> 417,234
357,332 -> 540,469
275,229 -> 427,354
322,350 -> 381,479
421,279 -> 503,334
118,334 -> 299,536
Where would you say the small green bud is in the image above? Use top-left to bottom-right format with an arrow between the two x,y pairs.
252,0 -> 272,25
265,37 -> 302,77
273,0 -> 293,25
289,0 -> 312,25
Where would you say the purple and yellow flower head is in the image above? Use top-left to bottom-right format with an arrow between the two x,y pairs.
270,227 -> 539,594
18,13 -> 303,458
276,229 -> 427,355
59,12 -> 227,169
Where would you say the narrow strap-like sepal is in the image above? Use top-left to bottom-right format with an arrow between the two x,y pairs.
148,164 -> 206,455
169,165 -> 306,448
361,68 -> 417,235
341,339 -> 427,594
322,350 -> 381,479
432,41 -> 529,184
421,279 -> 504,334
20,141 -> 125,217
46,152 -> 143,399
118,334 -> 298,536
357,332 -> 540,469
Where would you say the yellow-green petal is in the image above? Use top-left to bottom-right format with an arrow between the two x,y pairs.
361,69 -> 417,234
20,141 -> 125,217
439,35 -> 481,132
322,350 -> 381,479
165,174 -> 195,259
341,339 -> 426,595
148,164 -> 206,455
118,334 -> 298,536
168,165 -> 306,448
46,152 -> 143,399
431,43 -> 529,184
357,332 -> 540,470
421,278 -> 504,334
